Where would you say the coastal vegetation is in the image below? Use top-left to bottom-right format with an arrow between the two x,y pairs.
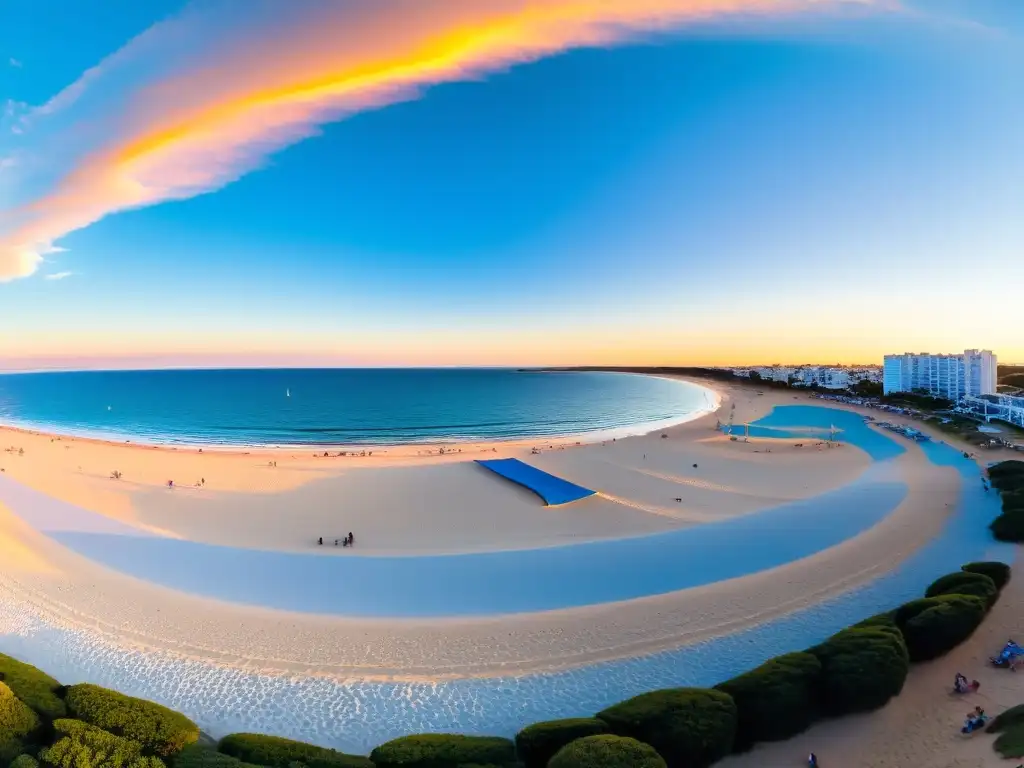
988,461 -> 1024,541
514,720 -> 608,768
218,734 -> 371,768
987,703 -> 1024,758
547,736 -> 664,768
369,734 -> 516,768
0,562 -> 1010,768
63,685 -> 198,758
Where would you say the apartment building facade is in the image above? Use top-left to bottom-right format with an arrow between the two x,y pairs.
883,349 -> 997,400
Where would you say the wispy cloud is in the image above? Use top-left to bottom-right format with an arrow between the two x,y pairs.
8,57 -> 22,68
43,271 -> 74,281
0,0 -> 886,282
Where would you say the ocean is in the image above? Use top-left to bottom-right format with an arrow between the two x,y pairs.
0,368 -> 714,447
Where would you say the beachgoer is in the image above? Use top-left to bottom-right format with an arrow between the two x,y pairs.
318,537 -> 323,546
348,532 -> 354,547
334,539 -> 339,546
808,753 -> 819,768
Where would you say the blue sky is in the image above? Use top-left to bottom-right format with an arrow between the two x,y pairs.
1,0 -> 1021,369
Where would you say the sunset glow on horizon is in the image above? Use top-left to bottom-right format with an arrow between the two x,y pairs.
1,0 -> 1020,369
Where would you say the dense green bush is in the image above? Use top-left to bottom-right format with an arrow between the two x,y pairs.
962,561 -> 1012,591
0,654 -> 66,721
990,507 -> 1024,542
64,685 -> 198,758
218,735 -> 371,768
989,461 -> 1024,492
809,628 -> 908,716
994,729 -> 1024,760
989,460 -> 1024,477
596,688 -> 736,768
924,572 -> 998,607
893,598 -> 934,627
171,745 -> 261,768
988,705 -> 1024,760
896,595 -> 987,662
10,755 -> 38,768
987,703 -> 1024,734
1003,490 -> 1024,510
547,735 -> 665,768
40,719 -> 164,768
0,681 -> 42,766
714,652 -> 820,751
514,718 -> 608,768
369,734 -> 515,768
852,611 -> 898,630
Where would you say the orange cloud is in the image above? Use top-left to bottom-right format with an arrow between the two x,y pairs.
0,0 -> 881,281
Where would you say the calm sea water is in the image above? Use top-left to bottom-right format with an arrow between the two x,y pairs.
0,369 -> 714,446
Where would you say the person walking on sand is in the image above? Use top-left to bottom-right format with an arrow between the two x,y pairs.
347,532 -> 354,547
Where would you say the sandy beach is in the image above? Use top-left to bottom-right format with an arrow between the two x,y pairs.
0,379 -> 955,667
0,375 -> 1017,764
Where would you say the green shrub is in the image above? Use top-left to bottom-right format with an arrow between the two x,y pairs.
897,595 -> 987,662
987,703 -> 1024,734
924,572 -> 998,607
171,745 -> 262,768
596,688 -> 736,768
369,734 -> 515,768
547,735 -> 665,768
990,706 -> 1024,759
64,685 -> 198,758
514,718 -> 608,768
990,508 -> 1024,542
714,652 -> 821,751
0,654 -> 66,721
10,755 -> 38,768
218,735 -> 371,768
852,611 -> 898,630
994,729 -> 1024,759
893,598 -> 936,628
40,719 -> 164,768
989,460 -> 1024,478
0,681 -> 41,766
962,561 -> 1012,591
989,462 -> 1024,492
809,628 -> 908,716
1003,490 -> 1024,510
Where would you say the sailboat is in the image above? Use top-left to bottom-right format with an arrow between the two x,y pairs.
286,388 -> 291,398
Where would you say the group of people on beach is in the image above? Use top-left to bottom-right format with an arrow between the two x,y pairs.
318,533 -> 355,547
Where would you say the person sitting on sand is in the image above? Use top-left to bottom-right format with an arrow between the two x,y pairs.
955,673 -> 969,693
965,706 -> 986,728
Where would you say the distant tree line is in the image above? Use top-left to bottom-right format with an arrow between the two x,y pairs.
880,390 -> 954,411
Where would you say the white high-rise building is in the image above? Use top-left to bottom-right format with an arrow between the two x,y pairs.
883,350 -> 998,400
964,349 -> 998,399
